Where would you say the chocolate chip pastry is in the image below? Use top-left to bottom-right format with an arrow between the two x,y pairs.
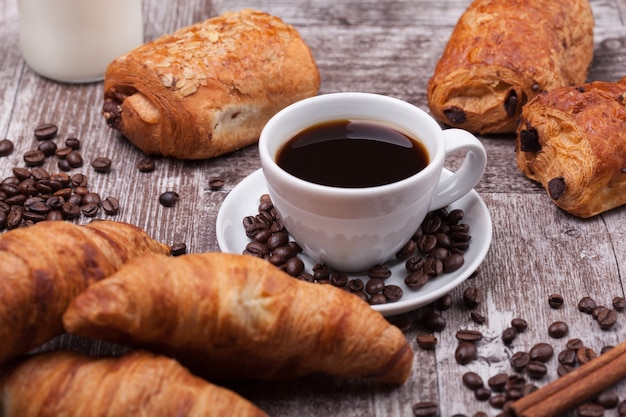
516,77 -> 626,218
427,0 -> 594,134
102,9 -> 320,159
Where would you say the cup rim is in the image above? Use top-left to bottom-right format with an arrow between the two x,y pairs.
259,92 -> 445,197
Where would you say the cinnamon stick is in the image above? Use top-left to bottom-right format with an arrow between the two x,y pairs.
510,339 -> 626,417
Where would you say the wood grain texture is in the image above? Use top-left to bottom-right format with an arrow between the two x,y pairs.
2,0 -> 626,415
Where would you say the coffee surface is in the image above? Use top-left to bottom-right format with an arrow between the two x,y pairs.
276,119 -> 429,188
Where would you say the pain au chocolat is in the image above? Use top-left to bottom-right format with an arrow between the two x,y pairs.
102,9 -> 320,159
427,0 -> 594,134
516,77 -> 626,218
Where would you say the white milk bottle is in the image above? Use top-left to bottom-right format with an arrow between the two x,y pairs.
17,0 -> 144,83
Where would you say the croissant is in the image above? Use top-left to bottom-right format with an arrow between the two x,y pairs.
63,252 -> 414,384
0,350 -> 267,417
102,9 -> 320,159
0,220 -> 170,365
516,77 -> 626,218
427,0 -> 594,134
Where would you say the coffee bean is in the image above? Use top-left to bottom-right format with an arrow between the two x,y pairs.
470,312 -> 486,324
596,308 -> 618,330
91,156 -> 112,173
383,285 -> 403,302
525,361 -> 548,379
455,329 -> 483,343
422,311 -> 446,332
528,343 -> 554,363
548,293 -> 564,308
0,139 -> 14,156
510,351 -> 530,371
368,264 -> 392,280
55,146 -> 73,159
365,278 -> 385,295
66,151 -> 84,168
567,338 -> 584,350
209,177 -> 225,191
396,239 -> 416,260
576,347 -> 597,365
443,253 -> 464,272
435,294 -> 453,311
416,234 -> 437,253
558,348 -> 577,366
463,287 -> 484,309
369,293 -> 387,305
65,137 -> 81,149
487,373 -> 508,392
577,403 -> 604,417
501,327 -> 517,345
81,203 -> 99,217
170,242 -> 187,256
462,372 -> 484,390
137,158 -> 156,172
37,140 -> 57,156
284,257 -> 304,277
23,150 -> 46,166
548,321 -> 569,338
474,386 -> 491,401
596,390 -> 619,409
578,296 -> 597,314
455,341 -> 477,364
511,317 -> 528,332
592,305 -> 609,320
405,270 -> 429,290
489,393 -> 507,409
416,334 -> 437,350
34,123 -> 58,140
329,272 -> 348,288
412,401 -> 438,417
347,278 -> 364,293
245,241 -> 269,258
423,256 -> 443,276
612,296 -> 626,312
102,197 -> 120,215
159,191 -> 179,207
405,256 -> 425,272
557,364 -> 575,377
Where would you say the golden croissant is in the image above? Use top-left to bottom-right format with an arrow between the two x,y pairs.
0,220 -> 169,365
63,252 -> 414,384
427,0 -> 594,134
0,350 -> 267,416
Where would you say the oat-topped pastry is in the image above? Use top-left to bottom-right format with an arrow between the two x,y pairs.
102,9 -> 320,159
516,77 -> 626,218
427,0 -> 594,135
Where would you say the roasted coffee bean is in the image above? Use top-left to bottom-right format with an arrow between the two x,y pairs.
284,257 -> 304,277
511,317 -> 528,332
383,285 -> 403,302
347,278 -> 364,293
474,386 -> 491,401
487,373 -> 509,392
209,177 -> 225,191
396,239 -> 416,260
416,234 -> 437,253
368,264 -> 392,280
55,146 -> 73,159
369,293 -> 387,305
422,214 -> 442,234
170,242 -> 187,256
137,158 -> 156,172
6,206 -> 24,229
57,159 -> 71,171
65,137 -> 81,149
28,201 -> 51,215
81,203 -> 99,217
37,140 -> 57,156
470,312 -> 486,324
443,106 -> 467,124
23,150 -> 46,166
416,334 -> 437,350
505,375 -> 527,391
525,361 -> 547,379
596,308 -> 618,330
548,321 -> 569,338
548,293 -> 564,308
102,197 -> 120,215
22,210 -> 47,223
412,401 -> 438,417
489,394 -> 507,409
596,391 -> 619,409
245,241 -> 269,258
312,264 -> 330,281
423,256 -> 443,276
82,192 -> 101,206
448,209 -> 464,224
442,252 -> 464,272
510,351 -> 530,371
252,229 -> 272,243
434,234 -> 451,250
601,345 -> 615,354
0,139 -> 14,156
462,372 -> 484,390
34,123 -> 58,140
12,167 -> 31,180
577,403 -> 604,417
567,338 -> 584,350
267,232 -> 289,251
330,272 -> 348,287
365,278 -> 385,295
91,156 -> 112,172
405,270 -> 429,290
435,294 -> 453,311
47,210 -> 63,221
159,191 -> 179,207
298,273 -> 315,283
31,167 -> 50,181
455,341 -> 477,364
592,305 -> 609,320
405,256 -> 425,272
577,347 -> 597,365
548,177 -> 566,200
558,348 -> 577,366
501,327 -> 517,345
422,311 -> 446,332
463,287 -> 484,309
66,151 -> 84,168
455,329 -> 483,343
578,296 -> 597,314
612,296 -> 626,312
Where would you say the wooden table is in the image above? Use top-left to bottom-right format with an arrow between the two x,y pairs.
2,0 -> 626,416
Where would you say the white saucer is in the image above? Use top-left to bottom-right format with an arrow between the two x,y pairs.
216,169 -> 492,316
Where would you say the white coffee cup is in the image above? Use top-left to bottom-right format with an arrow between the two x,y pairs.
17,0 -> 144,83
259,92 -> 487,272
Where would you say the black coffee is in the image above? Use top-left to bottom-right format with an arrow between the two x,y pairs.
276,119 -> 429,188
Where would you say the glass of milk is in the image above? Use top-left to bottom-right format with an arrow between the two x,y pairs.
17,0 -> 144,83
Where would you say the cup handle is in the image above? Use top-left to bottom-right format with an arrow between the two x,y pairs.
429,128 -> 487,210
